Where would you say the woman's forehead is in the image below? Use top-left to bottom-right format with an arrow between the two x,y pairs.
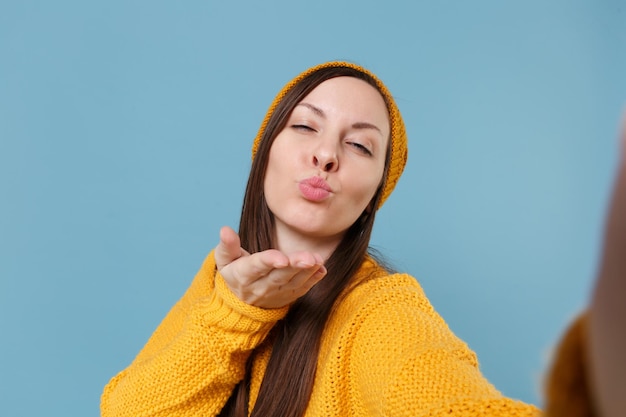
295,77 -> 390,134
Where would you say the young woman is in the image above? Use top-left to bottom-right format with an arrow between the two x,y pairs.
101,61 -> 624,417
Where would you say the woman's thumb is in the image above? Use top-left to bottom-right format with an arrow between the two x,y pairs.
215,226 -> 244,270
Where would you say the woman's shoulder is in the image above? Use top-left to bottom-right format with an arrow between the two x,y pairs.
323,258 -> 483,388
342,256 -> 436,317
327,257 -> 460,350
337,255 -> 478,353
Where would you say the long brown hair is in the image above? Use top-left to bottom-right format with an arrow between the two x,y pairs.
220,66 -> 393,417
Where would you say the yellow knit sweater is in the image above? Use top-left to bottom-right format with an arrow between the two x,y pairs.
101,252 -> 544,416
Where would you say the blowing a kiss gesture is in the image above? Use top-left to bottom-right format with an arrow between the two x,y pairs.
214,226 -> 327,309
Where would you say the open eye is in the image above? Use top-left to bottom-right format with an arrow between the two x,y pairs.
347,141 -> 373,156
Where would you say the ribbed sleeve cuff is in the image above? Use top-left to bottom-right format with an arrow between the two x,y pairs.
191,269 -> 288,349
214,272 -> 289,326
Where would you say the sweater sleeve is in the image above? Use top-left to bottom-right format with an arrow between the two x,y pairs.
347,274 -> 540,417
100,251 -> 288,417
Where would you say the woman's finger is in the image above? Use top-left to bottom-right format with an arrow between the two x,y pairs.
214,226 -> 245,271
226,249 -> 289,285
250,262 -> 326,307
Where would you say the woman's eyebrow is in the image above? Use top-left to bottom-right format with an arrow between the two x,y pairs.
297,102 -> 383,135
352,122 -> 382,134
297,102 -> 325,118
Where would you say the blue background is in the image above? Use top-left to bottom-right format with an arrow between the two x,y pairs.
1,1 -> 625,416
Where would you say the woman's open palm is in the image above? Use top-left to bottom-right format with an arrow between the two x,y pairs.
214,226 -> 327,309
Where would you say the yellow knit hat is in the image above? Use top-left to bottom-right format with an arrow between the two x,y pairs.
251,61 -> 408,209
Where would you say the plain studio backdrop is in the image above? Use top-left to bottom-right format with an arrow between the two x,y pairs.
1,1 -> 625,416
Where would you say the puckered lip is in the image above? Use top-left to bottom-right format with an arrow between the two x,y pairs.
299,176 -> 332,192
298,176 -> 333,202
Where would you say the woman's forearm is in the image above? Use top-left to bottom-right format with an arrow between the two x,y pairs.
589,119 -> 626,417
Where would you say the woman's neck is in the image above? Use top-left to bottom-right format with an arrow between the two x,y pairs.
273,224 -> 343,261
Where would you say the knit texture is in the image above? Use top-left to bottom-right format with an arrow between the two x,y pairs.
250,61 -> 408,209
101,253 -> 542,417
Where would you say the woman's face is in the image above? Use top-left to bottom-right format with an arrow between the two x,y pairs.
264,76 -> 390,254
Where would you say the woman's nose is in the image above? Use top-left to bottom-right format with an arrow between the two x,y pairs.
312,141 -> 339,172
